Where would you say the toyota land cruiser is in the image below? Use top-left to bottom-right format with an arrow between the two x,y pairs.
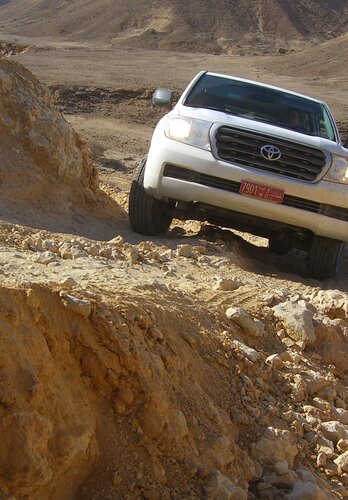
128,71 -> 348,279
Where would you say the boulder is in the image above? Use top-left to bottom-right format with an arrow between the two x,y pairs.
272,301 -> 315,345
334,450 -> 348,473
320,421 -> 348,443
226,307 -> 264,337
252,427 -> 298,467
311,323 -> 348,373
232,340 -> 260,362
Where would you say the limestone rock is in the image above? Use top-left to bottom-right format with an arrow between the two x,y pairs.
316,451 -> 326,467
252,427 -> 298,467
226,307 -> 264,337
316,433 -> 334,458
266,354 -> 284,370
232,340 -> 260,362
33,251 -> 58,265
214,277 -> 242,291
334,451 -> 348,473
272,301 -> 315,345
301,370 -> 330,395
312,290 -> 348,318
320,421 -> 348,444
312,322 -> 348,373
333,407 -> 348,425
60,293 -> 92,317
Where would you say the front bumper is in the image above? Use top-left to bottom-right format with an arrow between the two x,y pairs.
144,138 -> 348,242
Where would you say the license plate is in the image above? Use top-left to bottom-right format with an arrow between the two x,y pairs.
239,181 -> 284,203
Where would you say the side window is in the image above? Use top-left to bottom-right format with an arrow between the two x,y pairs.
321,108 -> 335,141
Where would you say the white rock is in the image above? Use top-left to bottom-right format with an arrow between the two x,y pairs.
301,370 -> 330,395
285,481 -> 328,499
316,433 -> 334,458
60,277 -> 77,287
334,450 -> 348,473
266,354 -> 284,370
232,340 -> 260,362
320,421 -> 348,444
262,293 -> 275,306
226,307 -> 264,337
272,301 -> 315,345
33,251 -> 57,264
205,470 -> 247,500
60,293 -> 92,317
312,289 -> 348,318
277,328 -> 287,339
214,277 -> 242,291
316,451 -> 326,467
253,427 -> 298,467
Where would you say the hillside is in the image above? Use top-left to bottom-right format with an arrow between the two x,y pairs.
1,0 -> 348,54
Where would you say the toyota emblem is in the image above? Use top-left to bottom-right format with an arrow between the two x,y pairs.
260,145 -> 282,161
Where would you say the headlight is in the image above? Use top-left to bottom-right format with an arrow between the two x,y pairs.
164,116 -> 212,151
325,155 -> 348,184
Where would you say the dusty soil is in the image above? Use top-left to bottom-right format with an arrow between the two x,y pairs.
0,30 -> 347,500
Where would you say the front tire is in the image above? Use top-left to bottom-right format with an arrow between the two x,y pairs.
307,235 -> 344,279
128,158 -> 173,235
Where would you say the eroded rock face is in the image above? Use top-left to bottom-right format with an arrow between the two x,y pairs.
0,58 -> 97,216
0,283 -> 257,498
0,286 -> 97,498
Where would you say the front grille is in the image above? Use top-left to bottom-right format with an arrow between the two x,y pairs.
163,165 -> 348,222
214,126 -> 327,181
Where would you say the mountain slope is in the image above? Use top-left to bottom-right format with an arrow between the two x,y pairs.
1,0 -> 347,53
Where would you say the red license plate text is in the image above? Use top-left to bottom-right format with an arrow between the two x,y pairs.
239,181 -> 284,203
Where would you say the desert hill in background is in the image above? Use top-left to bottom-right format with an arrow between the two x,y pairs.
1,0 -> 348,54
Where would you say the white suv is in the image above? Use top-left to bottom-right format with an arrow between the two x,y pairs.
129,71 -> 348,279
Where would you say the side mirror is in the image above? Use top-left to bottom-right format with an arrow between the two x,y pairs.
152,88 -> 173,107
344,137 -> 348,149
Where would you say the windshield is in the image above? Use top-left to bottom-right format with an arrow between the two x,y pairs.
184,74 -> 336,141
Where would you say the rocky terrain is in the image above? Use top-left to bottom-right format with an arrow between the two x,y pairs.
0,52 -> 347,500
0,0 -> 348,496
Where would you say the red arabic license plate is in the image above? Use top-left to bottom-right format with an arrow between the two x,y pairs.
239,181 -> 284,203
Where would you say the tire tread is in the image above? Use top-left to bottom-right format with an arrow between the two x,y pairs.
308,235 -> 344,279
128,159 -> 172,235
